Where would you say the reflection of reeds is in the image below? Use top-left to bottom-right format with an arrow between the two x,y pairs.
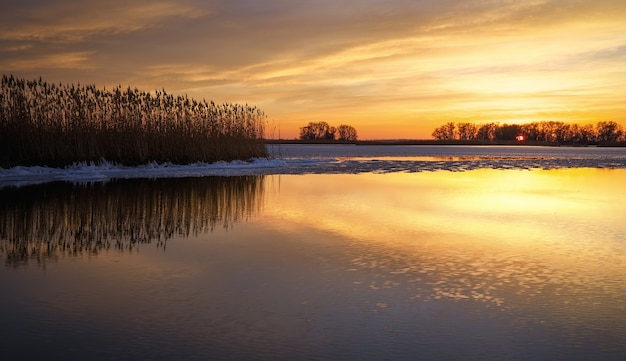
0,75 -> 267,167
0,176 -> 264,267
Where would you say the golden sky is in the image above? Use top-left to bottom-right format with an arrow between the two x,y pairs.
2,0 -> 626,139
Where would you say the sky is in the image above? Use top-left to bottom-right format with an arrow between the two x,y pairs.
1,0 -> 626,139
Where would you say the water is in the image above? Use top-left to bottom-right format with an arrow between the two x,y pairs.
2,145 -> 626,188
1,145 -> 626,360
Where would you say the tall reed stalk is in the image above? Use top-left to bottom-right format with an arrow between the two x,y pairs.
0,75 -> 267,167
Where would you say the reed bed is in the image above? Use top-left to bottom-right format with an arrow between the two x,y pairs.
0,75 -> 267,168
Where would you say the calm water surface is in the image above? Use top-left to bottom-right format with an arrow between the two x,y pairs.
1,168 -> 625,360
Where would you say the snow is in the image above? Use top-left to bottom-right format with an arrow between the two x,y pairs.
2,145 -> 626,188
0,158 -> 287,188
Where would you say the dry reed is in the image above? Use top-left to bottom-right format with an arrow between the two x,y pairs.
0,75 -> 267,167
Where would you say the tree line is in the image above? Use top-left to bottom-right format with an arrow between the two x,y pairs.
0,74 -> 267,167
299,121 -> 358,141
432,120 -> 625,144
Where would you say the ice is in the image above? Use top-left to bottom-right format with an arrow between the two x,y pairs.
2,145 -> 626,188
0,159 -> 288,188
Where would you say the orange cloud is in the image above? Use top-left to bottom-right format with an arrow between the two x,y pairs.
1,0 -> 625,139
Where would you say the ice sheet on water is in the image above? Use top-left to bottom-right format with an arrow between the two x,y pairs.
2,145 -> 626,188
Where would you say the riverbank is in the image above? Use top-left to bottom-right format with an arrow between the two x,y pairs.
264,139 -> 626,147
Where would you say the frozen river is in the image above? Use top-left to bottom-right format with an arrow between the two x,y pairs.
2,144 -> 626,188
1,145 -> 626,360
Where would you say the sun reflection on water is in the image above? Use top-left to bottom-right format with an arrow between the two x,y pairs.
1,169 -> 625,358
262,169 -> 626,334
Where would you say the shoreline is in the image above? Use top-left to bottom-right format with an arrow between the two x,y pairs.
264,139 -> 626,147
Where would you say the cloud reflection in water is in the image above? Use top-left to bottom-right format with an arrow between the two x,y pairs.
1,169 -> 625,359
261,170 -> 626,348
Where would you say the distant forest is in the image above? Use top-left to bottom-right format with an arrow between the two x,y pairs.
299,121 -> 358,141
432,121 -> 625,144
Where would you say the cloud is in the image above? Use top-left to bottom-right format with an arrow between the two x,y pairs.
1,0 -> 625,138
4,51 -> 95,71
0,0 -> 206,42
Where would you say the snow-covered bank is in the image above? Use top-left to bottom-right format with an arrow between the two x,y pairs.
3,145 -> 626,189
0,159 -> 287,188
